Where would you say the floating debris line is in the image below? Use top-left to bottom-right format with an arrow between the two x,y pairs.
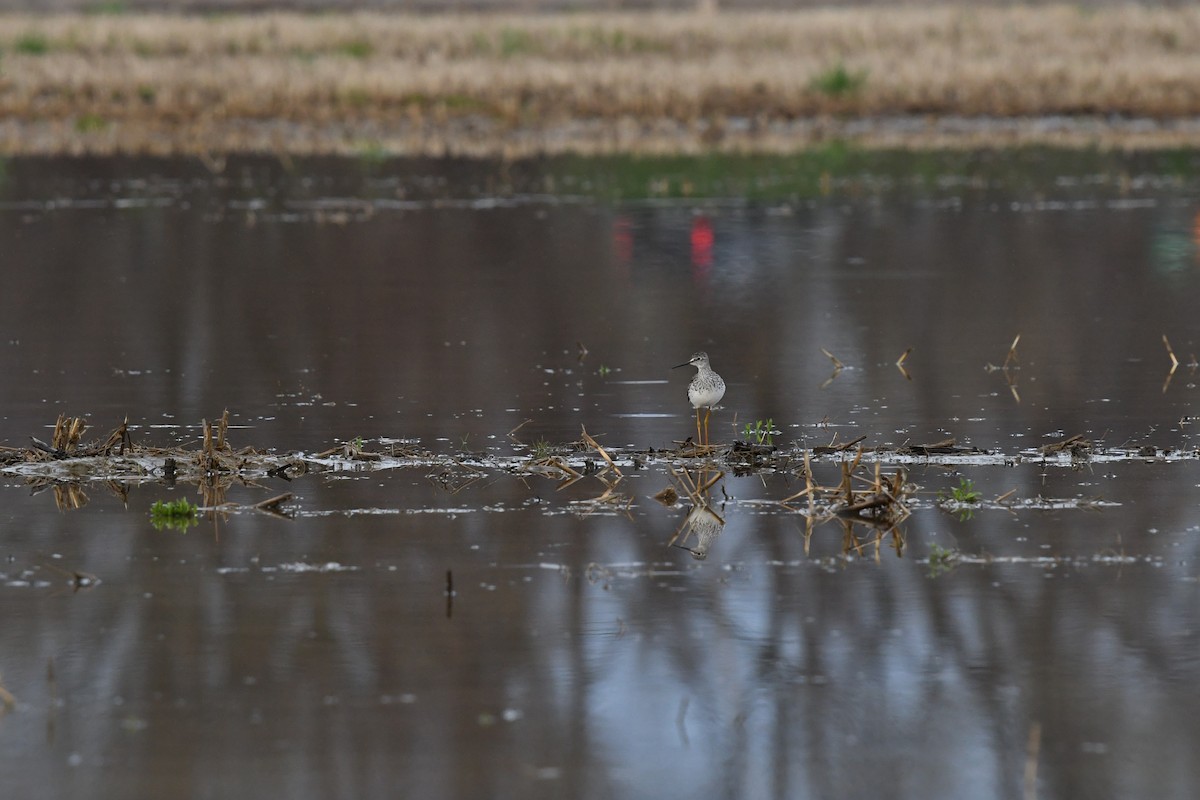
1,416 -> 1196,509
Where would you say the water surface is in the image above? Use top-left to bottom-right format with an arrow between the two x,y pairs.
1,151 -> 1200,799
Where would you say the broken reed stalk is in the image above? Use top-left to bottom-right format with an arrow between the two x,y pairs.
896,347 -> 913,381
50,415 -> 65,450
199,411 -> 230,455
507,418 -> 533,439
695,469 -> 724,495
51,414 -> 86,454
820,348 -> 844,370
99,416 -> 130,455
1007,372 -> 1022,404
995,488 -> 1018,503
580,425 -> 622,478
813,434 -> 867,454
819,347 -> 844,389
1163,334 -> 1180,393
1002,333 -> 1021,370
668,464 -> 701,501
253,492 -> 293,512
1163,333 -> 1180,370
667,510 -> 692,549
535,456 -> 582,486
805,449 -> 814,517
840,461 -> 854,505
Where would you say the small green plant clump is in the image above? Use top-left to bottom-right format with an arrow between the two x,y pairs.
354,140 -> 389,167
927,543 -> 959,576
498,27 -> 536,57
742,418 -> 780,446
85,1 -> 128,14
75,114 -> 108,134
948,478 -> 981,504
15,33 -> 50,56
810,62 -> 868,98
336,39 -> 373,59
937,477 -> 982,520
150,498 -> 198,531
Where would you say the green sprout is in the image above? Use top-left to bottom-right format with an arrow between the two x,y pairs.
741,418 -> 780,446
150,498 -> 198,532
937,478 -> 982,520
949,478 -> 981,504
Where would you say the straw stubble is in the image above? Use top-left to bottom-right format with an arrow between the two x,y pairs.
2,7 -> 1200,155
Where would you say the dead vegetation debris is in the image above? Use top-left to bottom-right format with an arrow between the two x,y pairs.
0,415 -> 1193,529
897,438 -> 984,457
1039,434 -> 1093,457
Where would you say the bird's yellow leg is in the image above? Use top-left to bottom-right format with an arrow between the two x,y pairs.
703,407 -> 712,446
695,409 -> 703,446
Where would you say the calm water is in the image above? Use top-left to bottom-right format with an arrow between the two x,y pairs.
2,152 -> 1200,799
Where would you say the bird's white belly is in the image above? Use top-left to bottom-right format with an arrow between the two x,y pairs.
688,382 -> 725,409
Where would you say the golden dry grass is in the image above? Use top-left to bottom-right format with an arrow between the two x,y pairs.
2,7 -> 1200,155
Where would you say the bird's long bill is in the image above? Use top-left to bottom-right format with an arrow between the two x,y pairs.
671,361 -> 691,369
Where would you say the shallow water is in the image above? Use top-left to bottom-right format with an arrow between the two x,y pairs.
2,152 -> 1200,799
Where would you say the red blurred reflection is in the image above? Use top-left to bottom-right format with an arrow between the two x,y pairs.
691,215 -> 714,279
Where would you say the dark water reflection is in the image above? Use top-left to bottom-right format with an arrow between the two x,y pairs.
2,153 -> 1200,799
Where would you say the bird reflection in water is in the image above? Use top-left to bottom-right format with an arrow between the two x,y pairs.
672,503 -> 725,560
667,465 -> 725,560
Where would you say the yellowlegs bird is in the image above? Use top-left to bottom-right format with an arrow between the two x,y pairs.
673,351 -> 725,446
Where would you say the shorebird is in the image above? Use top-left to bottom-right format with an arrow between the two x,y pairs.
673,351 -> 725,446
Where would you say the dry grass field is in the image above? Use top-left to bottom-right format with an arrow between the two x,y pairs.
2,6 -> 1200,155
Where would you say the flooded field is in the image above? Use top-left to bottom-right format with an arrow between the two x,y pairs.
2,150 -> 1200,799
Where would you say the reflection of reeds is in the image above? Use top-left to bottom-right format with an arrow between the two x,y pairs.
819,348 -> 843,389
4,8 -> 1200,154
896,347 -> 912,381
986,334 -> 1022,403
778,446 -> 911,557
1163,333 -> 1180,393
52,482 -> 88,510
